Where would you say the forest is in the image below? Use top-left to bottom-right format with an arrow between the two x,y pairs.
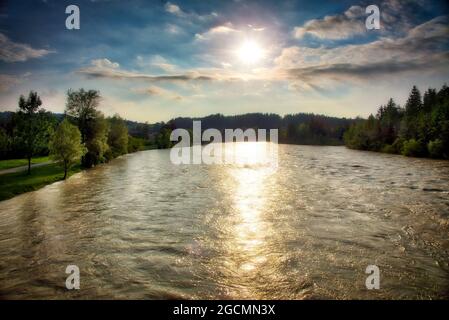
153,113 -> 354,148
344,85 -> 449,159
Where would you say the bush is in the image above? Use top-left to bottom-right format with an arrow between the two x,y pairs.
381,144 -> 395,154
427,139 -> 445,158
128,136 -> 145,153
402,139 -> 425,157
391,137 -> 405,154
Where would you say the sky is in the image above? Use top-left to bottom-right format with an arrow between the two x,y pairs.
0,0 -> 448,123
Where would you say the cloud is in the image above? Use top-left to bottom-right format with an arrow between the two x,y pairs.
78,14 -> 449,93
91,58 -> 120,69
136,55 -> 177,72
283,53 -> 449,84
278,16 -> 449,88
77,58 -> 262,82
77,59 -> 213,82
292,0 -> 431,40
293,5 -> 366,40
0,33 -> 54,62
164,2 -> 183,16
195,22 -> 239,40
282,16 -> 449,67
165,23 -> 183,35
133,85 -> 183,101
164,2 -> 217,22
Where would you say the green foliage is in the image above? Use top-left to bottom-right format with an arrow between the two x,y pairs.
83,113 -> 109,167
0,128 -> 8,158
392,137 -> 405,154
15,91 -> 55,174
66,88 -> 101,142
64,89 -> 110,167
345,84 -> 449,159
107,114 -> 129,158
381,144 -> 395,154
128,135 -> 145,153
427,139 -> 445,158
402,139 -> 425,157
156,122 -> 174,149
49,119 -> 86,179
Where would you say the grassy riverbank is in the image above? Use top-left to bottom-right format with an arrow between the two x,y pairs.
0,162 -> 81,201
0,156 -> 50,170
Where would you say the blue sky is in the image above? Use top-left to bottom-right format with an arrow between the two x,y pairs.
0,0 -> 448,122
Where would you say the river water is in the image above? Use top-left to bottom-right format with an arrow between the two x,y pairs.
0,144 -> 448,299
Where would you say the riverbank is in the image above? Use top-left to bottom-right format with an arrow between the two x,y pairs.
0,162 -> 82,201
0,150 -> 148,201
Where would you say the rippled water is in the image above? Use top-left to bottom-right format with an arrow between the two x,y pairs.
1,144 -> 449,299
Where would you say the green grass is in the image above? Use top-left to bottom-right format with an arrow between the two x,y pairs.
0,162 -> 81,201
0,156 -> 50,170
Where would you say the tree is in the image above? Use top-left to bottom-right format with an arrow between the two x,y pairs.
84,112 -> 109,167
423,88 -> 437,113
0,128 -> 8,158
376,98 -> 402,145
344,84 -> 449,159
156,122 -> 175,149
49,119 -> 86,179
66,89 -> 101,143
403,86 -> 422,139
107,114 -> 128,158
128,136 -> 145,153
405,86 -> 422,117
65,89 -> 108,167
16,91 -> 53,174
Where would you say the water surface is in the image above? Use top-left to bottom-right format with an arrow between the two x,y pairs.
0,145 -> 448,299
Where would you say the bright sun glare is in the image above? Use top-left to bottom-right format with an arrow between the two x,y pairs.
236,40 -> 264,65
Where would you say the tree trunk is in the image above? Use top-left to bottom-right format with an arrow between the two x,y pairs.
27,156 -> 31,175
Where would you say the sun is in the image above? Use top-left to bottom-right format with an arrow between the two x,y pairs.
236,40 -> 265,65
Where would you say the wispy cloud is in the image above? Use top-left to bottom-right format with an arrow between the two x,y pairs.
133,85 -> 183,101
164,2 -> 218,22
77,58 -> 263,83
195,22 -> 239,41
293,5 -> 366,40
0,33 -> 53,62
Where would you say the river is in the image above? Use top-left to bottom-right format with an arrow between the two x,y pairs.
0,144 -> 448,299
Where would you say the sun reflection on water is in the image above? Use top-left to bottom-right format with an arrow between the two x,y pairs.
219,142 -> 278,297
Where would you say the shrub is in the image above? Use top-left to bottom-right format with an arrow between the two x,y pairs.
427,139 -> 444,158
402,139 -> 425,157
391,137 -> 405,154
381,144 -> 395,154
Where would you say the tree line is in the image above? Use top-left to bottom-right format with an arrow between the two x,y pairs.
153,112 -> 355,148
0,89 -> 147,178
344,84 -> 449,159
